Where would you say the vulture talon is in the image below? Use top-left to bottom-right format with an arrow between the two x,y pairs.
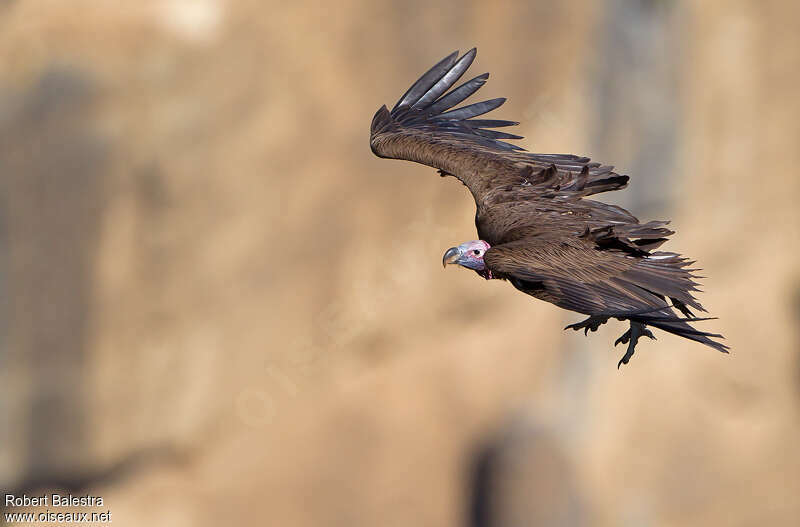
614,330 -> 631,347
564,316 -> 609,336
616,321 -> 652,369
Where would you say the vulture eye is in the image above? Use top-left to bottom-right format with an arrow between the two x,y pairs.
473,249 -> 481,256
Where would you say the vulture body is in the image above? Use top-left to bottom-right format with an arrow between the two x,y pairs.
370,48 -> 728,367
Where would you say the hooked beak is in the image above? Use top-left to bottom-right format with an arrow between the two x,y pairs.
442,246 -> 461,268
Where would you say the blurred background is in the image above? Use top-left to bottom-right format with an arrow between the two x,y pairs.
1,1 -> 799,525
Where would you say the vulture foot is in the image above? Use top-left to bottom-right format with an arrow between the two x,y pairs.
565,316 -> 609,336
614,321 -> 656,369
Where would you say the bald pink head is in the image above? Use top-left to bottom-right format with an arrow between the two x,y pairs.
442,240 -> 491,271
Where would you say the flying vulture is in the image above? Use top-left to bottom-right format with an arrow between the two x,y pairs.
370,48 -> 728,367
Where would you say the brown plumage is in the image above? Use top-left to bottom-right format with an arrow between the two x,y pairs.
370,48 -> 728,367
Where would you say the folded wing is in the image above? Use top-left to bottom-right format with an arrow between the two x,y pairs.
484,238 -> 728,353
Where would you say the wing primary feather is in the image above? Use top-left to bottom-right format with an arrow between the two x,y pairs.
392,50 -> 460,111
412,48 -> 476,109
463,119 -> 519,128
473,128 -> 524,140
438,97 -> 506,120
426,74 -> 489,114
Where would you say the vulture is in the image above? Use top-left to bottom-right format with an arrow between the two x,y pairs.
370,48 -> 728,367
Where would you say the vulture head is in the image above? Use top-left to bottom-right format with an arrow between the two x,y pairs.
442,240 -> 491,274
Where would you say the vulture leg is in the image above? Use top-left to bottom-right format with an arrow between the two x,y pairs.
614,321 -> 656,368
564,315 -> 609,336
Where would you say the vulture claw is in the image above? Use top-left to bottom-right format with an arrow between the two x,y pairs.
564,316 -> 609,336
615,321 -> 652,369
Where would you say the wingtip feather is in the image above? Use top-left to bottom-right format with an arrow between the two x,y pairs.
392,50 -> 460,111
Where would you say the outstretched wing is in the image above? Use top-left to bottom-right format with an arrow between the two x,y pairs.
369,48 -> 628,206
483,238 -> 729,352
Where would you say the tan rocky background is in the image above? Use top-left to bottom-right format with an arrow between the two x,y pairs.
1,1 -> 798,526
